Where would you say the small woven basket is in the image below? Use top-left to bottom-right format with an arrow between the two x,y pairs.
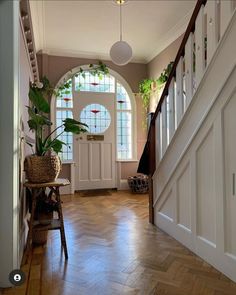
24,155 -> 61,183
32,230 -> 48,245
32,211 -> 53,245
128,174 -> 149,194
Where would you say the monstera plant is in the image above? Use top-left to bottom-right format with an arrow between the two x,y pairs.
24,76 -> 88,183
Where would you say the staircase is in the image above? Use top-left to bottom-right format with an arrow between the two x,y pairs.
139,0 -> 236,282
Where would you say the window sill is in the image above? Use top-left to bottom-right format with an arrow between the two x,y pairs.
116,159 -> 138,163
61,161 -> 75,165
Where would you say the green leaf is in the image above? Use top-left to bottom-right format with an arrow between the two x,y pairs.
63,118 -> 88,127
29,87 -> 50,113
41,115 -> 53,126
63,125 -> 80,133
98,73 -> 103,80
28,119 -> 37,130
64,123 -> 87,134
63,118 -> 88,134
27,107 -> 52,127
46,139 -> 65,154
41,76 -> 50,91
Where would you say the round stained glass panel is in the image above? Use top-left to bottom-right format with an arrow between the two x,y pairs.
80,104 -> 111,134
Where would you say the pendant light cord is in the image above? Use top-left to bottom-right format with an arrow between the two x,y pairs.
120,3 -> 122,41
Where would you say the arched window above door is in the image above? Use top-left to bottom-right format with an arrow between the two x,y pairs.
74,72 -> 115,93
54,68 -> 136,162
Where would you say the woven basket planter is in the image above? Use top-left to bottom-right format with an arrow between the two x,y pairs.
24,155 -> 61,183
128,174 -> 149,194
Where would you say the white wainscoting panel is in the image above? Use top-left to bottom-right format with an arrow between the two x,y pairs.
79,143 -> 89,181
91,143 -> 101,180
223,91 -> 236,257
103,143 -> 113,180
177,163 -> 191,230
158,190 -> 174,222
196,127 -> 216,245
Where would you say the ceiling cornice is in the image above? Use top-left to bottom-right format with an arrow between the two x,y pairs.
40,48 -> 147,64
146,8 -> 194,63
20,0 -> 39,81
29,0 -> 45,52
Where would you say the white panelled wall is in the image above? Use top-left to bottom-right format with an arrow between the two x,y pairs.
153,7 -> 236,282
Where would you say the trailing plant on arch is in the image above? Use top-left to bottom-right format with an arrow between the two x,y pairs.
56,61 -> 110,98
139,61 -> 174,112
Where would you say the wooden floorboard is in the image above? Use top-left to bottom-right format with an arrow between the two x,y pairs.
2,190 -> 236,295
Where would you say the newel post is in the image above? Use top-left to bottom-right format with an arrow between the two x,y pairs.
148,120 -> 156,224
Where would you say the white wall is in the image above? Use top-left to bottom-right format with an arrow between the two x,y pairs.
18,19 -> 34,263
0,0 -> 20,288
153,11 -> 236,282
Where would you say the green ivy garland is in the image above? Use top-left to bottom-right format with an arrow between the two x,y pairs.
56,61 -> 109,97
139,61 -> 174,111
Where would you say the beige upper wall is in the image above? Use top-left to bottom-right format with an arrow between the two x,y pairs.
147,34 -> 183,79
37,32 -> 183,98
37,53 -> 147,93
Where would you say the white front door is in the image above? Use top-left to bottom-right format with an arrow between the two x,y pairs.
73,92 -> 116,190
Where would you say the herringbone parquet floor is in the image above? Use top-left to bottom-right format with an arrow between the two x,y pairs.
3,190 -> 236,295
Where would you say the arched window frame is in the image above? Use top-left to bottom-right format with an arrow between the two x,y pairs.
51,65 -> 137,162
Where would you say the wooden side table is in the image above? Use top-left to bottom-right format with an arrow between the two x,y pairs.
23,178 -> 70,264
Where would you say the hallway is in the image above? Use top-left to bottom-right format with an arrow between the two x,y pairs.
3,191 -> 236,295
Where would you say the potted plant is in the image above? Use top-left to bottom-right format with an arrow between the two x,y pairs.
24,76 -> 88,183
139,78 -> 155,113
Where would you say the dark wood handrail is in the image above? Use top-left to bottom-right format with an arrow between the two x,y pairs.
151,0 -> 207,125
138,0 -> 208,177
138,0 -> 208,224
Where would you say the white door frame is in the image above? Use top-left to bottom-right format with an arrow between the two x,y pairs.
51,66 -> 137,192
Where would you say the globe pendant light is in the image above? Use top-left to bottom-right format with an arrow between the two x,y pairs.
110,0 -> 132,66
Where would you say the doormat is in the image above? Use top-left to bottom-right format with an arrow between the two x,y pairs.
77,189 -> 113,197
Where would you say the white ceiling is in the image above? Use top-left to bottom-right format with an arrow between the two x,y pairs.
30,0 -> 196,64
